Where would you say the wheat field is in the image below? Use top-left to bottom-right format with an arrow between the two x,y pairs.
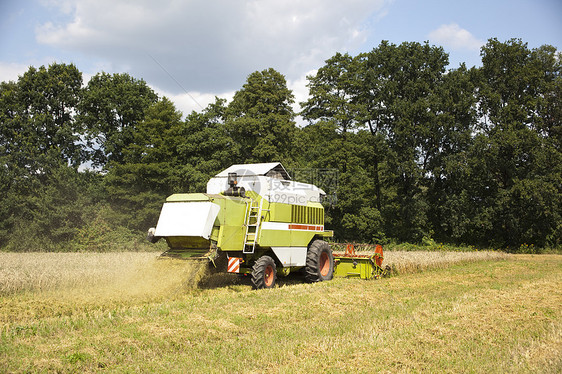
0,250 -> 508,296
0,252 -> 209,297
383,250 -> 509,273
1,250 -> 560,373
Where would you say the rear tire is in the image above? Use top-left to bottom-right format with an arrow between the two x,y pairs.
251,255 -> 277,289
305,240 -> 334,283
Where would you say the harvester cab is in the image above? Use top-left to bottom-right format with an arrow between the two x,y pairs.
147,163 -> 386,289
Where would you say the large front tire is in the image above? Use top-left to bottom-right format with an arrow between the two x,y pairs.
305,240 -> 334,283
251,255 -> 277,289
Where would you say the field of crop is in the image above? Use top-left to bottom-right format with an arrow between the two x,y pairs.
1,251 -> 560,373
0,250 -> 508,296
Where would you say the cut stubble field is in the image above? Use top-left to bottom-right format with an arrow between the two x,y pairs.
1,251 -> 560,373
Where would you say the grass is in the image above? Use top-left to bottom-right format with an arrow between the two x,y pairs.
0,251 -> 560,373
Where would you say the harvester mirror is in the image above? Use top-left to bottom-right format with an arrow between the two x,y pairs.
227,172 -> 238,187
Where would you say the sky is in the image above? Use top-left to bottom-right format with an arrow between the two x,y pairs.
1,0 -> 561,117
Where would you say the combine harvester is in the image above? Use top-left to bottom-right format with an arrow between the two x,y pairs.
147,163 -> 387,289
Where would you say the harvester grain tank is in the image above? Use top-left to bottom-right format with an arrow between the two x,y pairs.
147,163 -> 386,288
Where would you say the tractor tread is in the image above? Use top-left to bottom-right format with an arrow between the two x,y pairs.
251,255 -> 277,289
305,240 -> 334,283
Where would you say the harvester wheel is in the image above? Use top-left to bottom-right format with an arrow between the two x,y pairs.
251,255 -> 277,289
305,240 -> 334,283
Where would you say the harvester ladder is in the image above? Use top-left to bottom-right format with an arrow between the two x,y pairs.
243,198 -> 263,254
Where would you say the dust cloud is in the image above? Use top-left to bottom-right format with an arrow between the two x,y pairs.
0,252 -> 239,303
67,257 -> 215,302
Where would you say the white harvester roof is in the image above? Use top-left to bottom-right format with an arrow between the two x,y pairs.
215,162 -> 291,180
207,162 -> 324,206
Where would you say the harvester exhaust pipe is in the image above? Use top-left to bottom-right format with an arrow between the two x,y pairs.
224,172 -> 246,197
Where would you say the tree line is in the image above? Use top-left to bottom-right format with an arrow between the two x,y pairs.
0,38 -> 560,252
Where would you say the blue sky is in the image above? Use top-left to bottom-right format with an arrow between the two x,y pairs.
364,0 -> 561,68
1,0 -> 560,115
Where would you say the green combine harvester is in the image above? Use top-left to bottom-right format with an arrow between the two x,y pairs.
147,163 -> 386,289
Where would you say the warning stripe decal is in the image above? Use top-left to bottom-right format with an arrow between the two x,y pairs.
288,224 -> 324,231
227,257 -> 240,273
261,222 -> 324,232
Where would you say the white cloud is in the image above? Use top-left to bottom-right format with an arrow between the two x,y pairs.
0,60 -> 95,86
152,87 -> 236,118
0,62 -> 29,83
288,69 -> 317,127
152,68 -> 313,120
35,0 -> 390,94
428,23 -> 483,51
288,70 -> 316,111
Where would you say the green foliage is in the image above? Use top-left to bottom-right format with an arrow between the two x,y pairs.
79,72 -> 158,167
226,68 -> 297,165
2,166 -> 91,251
302,41 -> 453,243
0,63 -> 84,172
73,204 -> 163,252
0,67 -> 162,250
177,98 -> 234,192
103,97 -> 184,231
0,40 -> 560,252
301,39 -> 561,250
301,52 -> 363,133
457,39 -> 562,248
